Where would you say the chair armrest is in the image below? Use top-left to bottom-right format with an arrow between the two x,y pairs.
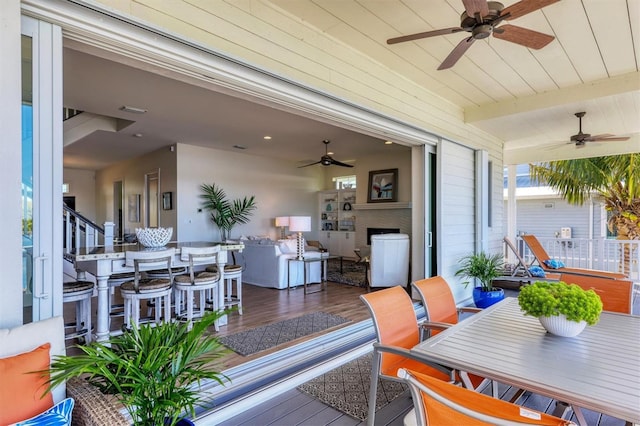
66,378 -> 129,426
458,307 -> 482,314
372,342 -> 454,380
420,321 -> 452,331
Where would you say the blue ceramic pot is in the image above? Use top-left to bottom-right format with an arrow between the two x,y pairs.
472,287 -> 504,308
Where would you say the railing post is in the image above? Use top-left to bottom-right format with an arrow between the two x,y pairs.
104,222 -> 114,246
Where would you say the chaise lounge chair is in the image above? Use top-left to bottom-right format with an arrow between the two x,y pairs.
521,234 -> 627,280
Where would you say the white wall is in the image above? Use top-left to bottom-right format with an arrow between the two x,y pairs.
176,144 -> 324,242
62,168 -> 96,219
95,145 -> 177,235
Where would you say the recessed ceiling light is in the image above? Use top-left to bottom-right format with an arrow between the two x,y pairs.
384,140 -> 393,145
119,105 -> 147,114
263,136 -> 272,140
133,133 -> 143,138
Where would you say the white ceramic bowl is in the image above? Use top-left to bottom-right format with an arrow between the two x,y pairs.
538,314 -> 587,337
135,227 -> 173,248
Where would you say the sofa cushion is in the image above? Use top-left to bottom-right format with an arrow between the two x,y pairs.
15,397 -> 74,426
0,343 -> 54,424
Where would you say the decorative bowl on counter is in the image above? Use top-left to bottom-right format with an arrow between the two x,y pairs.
135,227 -> 173,248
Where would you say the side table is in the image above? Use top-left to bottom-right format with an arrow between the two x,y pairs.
287,254 -> 341,294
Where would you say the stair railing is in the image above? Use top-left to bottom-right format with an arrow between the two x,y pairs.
63,205 -> 114,255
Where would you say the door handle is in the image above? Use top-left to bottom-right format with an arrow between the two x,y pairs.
427,232 -> 433,248
33,254 -> 49,299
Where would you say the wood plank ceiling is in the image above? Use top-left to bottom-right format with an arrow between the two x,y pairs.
270,0 -> 640,163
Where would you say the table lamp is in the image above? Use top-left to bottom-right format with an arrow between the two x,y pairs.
275,216 -> 289,239
288,216 -> 311,260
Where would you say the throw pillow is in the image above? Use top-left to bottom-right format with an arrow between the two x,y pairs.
543,259 -> 565,269
15,397 -> 74,426
529,266 -> 546,277
0,343 -> 54,425
278,239 -> 298,254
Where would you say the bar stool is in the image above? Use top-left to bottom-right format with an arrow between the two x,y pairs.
144,266 -> 186,317
120,248 -> 175,330
206,252 -> 243,315
63,280 -> 94,344
173,245 -> 221,331
107,272 -> 135,328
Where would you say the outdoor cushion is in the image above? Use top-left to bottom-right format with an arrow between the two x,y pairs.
15,397 -> 74,426
529,266 -> 546,277
0,343 -> 54,424
544,259 -> 566,269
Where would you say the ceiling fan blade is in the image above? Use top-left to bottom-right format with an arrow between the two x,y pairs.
438,36 -> 475,70
387,27 -> 464,45
492,24 -> 554,49
297,160 -> 322,168
462,0 -> 489,20
329,158 -> 354,168
589,136 -> 630,142
501,0 -> 560,21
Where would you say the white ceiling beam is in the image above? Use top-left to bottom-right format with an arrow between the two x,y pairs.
465,71 -> 640,123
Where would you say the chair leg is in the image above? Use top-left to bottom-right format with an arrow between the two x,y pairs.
367,349 -> 381,426
164,293 -> 171,323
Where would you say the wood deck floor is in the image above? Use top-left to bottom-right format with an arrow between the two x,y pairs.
64,277 -> 637,426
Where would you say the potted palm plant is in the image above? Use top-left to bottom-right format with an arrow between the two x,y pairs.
455,251 -> 506,308
200,183 -> 257,241
46,312 -> 230,426
518,281 -> 603,337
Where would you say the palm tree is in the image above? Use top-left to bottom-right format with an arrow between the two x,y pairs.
199,183 -> 257,241
529,154 -> 640,273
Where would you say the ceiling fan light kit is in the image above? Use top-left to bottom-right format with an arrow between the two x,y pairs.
387,0 -> 559,70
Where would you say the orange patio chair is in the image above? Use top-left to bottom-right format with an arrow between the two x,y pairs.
361,286 -> 469,426
521,234 -> 627,280
559,273 -> 634,314
411,277 -> 492,392
398,368 -> 574,426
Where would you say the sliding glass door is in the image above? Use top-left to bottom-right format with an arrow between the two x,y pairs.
21,15 -> 63,323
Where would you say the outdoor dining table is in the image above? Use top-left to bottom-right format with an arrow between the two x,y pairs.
70,241 -> 244,342
411,297 -> 640,426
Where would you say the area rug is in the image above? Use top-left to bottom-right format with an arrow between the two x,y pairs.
219,312 -> 350,356
326,258 -> 367,288
297,353 -> 408,421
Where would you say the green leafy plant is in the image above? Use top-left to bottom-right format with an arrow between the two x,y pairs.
455,251 -> 505,291
46,312 -> 230,426
200,183 -> 257,241
518,281 -> 603,325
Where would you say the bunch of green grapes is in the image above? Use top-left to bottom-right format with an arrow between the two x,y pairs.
518,281 -> 603,325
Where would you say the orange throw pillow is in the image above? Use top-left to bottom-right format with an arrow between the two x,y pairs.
0,343 -> 53,425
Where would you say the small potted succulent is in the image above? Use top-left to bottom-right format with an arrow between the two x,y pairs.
518,281 -> 603,337
455,251 -> 506,308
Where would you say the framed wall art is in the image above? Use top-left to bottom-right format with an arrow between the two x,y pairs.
367,168 -> 398,203
162,192 -> 172,210
128,194 -> 140,222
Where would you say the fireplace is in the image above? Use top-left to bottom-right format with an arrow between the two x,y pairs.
366,227 -> 400,245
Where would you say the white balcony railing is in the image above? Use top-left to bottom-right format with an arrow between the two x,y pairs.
514,237 -> 640,282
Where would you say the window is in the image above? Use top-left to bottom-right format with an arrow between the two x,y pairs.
333,175 -> 356,190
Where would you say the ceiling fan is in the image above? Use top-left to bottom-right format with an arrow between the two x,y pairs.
566,112 -> 630,148
298,140 -> 354,168
387,0 -> 558,70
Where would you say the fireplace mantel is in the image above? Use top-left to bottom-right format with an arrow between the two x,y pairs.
352,202 -> 412,210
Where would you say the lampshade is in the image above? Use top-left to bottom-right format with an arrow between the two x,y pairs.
275,216 -> 290,227
288,216 -> 311,232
